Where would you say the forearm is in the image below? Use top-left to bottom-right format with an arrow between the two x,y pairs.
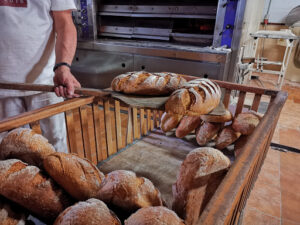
54,18 -> 77,64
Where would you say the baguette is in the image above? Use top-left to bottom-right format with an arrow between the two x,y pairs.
165,79 -> 221,116
0,128 -> 55,168
0,159 -> 73,221
160,112 -> 183,133
97,170 -> 163,212
232,111 -> 262,135
200,109 -> 232,123
111,71 -> 186,96
172,147 -> 230,225
175,116 -> 202,138
125,206 -> 185,225
54,198 -> 121,225
215,126 -> 241,150
43,153 -> 105,201
196,122 -> 221,146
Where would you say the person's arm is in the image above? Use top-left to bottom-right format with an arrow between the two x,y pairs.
52,10 -> 81,98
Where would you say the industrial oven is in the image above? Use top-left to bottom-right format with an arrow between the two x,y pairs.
71,0 -> 248,89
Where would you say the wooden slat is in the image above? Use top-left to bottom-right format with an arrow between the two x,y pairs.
65,108 -> 84,157
114,100 -> 123,150
104,100 -> 114,156
92,102 -> 107,161
223,89 -> 231,109
147,109 -> 152,131
0,97 -> 94,133
79,105 -> 96,163
140,109 -> 147,136
153,110 -> 157,128
251,94 -> 262,112
126,107 -> 133,145
235,91 -> 246,115
29,121 -> 42,135
133,107 -> 139,139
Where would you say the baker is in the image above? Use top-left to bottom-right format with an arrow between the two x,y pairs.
0,0 -> 81,152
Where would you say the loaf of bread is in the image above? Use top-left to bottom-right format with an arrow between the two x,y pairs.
0,196 -> 28,225
111,71 -> 186,96
43,152 -> 105,201
0,159 -> 72,221
215,126 -> 241,150
97,170 -> 163,212
160,112 -> 183,133
165,79 -> 221,116
125,206 -> 184,225
232,111 -> 262,135
200,109 -> 232,123
172,147 -> 230,225
0,128 -> 55,168
196,122 -> 221,146
175,116 -> 202,138
54,198 -> 121,225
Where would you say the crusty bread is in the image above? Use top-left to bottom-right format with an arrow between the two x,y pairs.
97,170 -> 163,212
125,206 -> 185,225
172,147 -> 230,225
165,79 -> 221,116
0,159 -> 72,221
160,112 -> 183,133
54,198 -> 121,225
0,128 -> 55,168
200,109 -> 232,123
196,122 -> 221,146
175,116 -> 202,138
111,71 -> 186,96
43,153 -> 105,201
0,196 -> 27,225
215,126 -> 241,150
232,111 -> 262,135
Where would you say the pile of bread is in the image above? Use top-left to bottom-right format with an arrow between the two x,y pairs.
112,71 -> 262,152
0,128 -> 231,225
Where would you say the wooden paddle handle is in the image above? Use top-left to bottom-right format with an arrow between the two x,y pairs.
0,82 -> 111,98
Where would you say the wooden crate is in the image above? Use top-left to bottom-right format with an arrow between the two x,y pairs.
0,80 -> 287,225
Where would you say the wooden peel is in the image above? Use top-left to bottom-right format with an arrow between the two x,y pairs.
0,82 -> 111,98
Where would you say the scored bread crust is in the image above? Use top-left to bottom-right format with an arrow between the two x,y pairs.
111,71 -> 186,95
0,159 -> 72,221
0,128 -> 55,168
160,112 -> 183,133
54,198 -> 121,225
97,170 -> 163,211
165,79 -> 221,116
125,206 -> 185,225
43,152 -> 105,201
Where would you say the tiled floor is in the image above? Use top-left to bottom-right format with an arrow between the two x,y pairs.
241,74 -> 300,225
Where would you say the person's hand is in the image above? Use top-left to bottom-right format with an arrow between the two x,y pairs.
53,66 -> 81,98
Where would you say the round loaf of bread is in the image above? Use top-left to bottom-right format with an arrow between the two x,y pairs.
0,128 -> 55,168
0,196 -> 27,225
200,109 -> 232,123
97,170 -> 163,211
54,198 -> 121,225
0,159 -> 72,221
43,152 -> 105,201
232,111 -> 262,135
175,116 -> 202,138
125,206 -> 184,225
215,126 -> 241,150
111,71 -> 186,96
172,147 -> 230,224
160,112 -> 183,133
196,122 -> 221,146
165,79 -> 221,116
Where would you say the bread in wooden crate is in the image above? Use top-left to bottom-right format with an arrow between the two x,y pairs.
232,111 -> 262,135
172,147 -> 230,225
200,109 -> 232,123
0,159 -> 73,221
125,206 -> 185,225
43,152 -> 105,201
97,170 -> 163,212
54,198 -> 121,225
111,71 -> 186,96
215,126 -> 241,150
175,116 -> 202,138
0,128 -> 55,169
160,112 -> 183,133
196,122 -> 222,146
165,78 -> 221,116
